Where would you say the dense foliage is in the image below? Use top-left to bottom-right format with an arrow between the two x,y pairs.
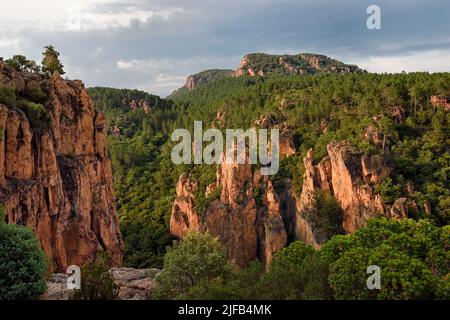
4,55 -> 40,73
153,231 -> 235,299
322,218 -> 449,300
41,45 -> 65,77
73,253 -> 118,300
88,71 -> 450,269
159,219 -> 448,300
88,87 -> 178,268
0,212 -> 47,300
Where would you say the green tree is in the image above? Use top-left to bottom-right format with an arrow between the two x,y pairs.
5,55 -> 41,73
72,253 -> 118,300
41,45 -> 65,77
322,218 -> 449,300
0,203 -> 5,225
259,241 -> 331,300
378,116 -> 396,153
0,219 -> 47,299
153,231 -> 235,299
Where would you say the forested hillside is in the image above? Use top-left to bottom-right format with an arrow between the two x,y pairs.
89,71 -> 450,269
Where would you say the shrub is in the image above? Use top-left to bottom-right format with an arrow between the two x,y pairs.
258,241 -> 331,299
19,101 -> 51,130
121,219 -> 175,269
0,203 -> 5,225
153,231 -> 235,299
72,253 -> 118,300
322,218 -> 449,300
23,82 -> 47,103
0,86 -> 16,107
303,190 -> 344,243
0,219 -> 47,300
4,55 -> 40,73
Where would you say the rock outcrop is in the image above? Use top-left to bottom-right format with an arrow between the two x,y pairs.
110,268 -> 160,300
0,61 -> 123,271
171,154 -> 290,267
296,142 -> 395,246
431,96 -> 450,112
41,268 -> 160,300
184,69 -> 234,90
129,99 -> 150,113
171,138 -> 412,265
235,53 -> 364,77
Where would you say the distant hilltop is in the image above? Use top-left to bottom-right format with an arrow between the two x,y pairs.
179,53 -> 365,91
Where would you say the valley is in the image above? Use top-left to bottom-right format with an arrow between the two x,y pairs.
1,51 -> 449,300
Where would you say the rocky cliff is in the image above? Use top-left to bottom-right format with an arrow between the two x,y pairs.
235,53 -> 364,77
0,61 -> 123,271
184,69 -> 234,90
171,154 -> 291,267
170,140 -> 412,266
295,143 -> 394,246
171,53 -> 363,96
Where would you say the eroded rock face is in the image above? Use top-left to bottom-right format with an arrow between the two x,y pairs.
0,62 -> 123,271
431,96 -> 450,112
235,53 -> 364,77
326,142 -> 388,233
364,125 -> 383,147
170,173 -> 200,238
183,69 -> 234,91
171,139 -> 405,265
170,155 -> 289,267
296,143 -> 394,245
129,99 -> 150,113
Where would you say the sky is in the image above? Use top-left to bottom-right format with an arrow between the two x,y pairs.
1,0 -> 450,96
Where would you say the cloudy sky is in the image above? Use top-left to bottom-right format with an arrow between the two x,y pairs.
1,0 -> 449,96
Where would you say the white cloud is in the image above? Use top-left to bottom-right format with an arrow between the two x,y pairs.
65,6 -> 183,31
0,38 -> 21,57
0,0 -> 183,31
352,50 -> 450,73
0,38 -> 19,49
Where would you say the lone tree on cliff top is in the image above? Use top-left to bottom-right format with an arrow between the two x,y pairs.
41,45 -> 65,77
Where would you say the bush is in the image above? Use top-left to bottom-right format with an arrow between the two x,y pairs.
19,101 -> 51,130
72,253 -> 118,300
121,219 -> 175,269
0,86 -> 16,107
303,190 -> 344,243
23,82 -> 47,103
0,203 -> 5,225
4,55 -> 40,73
153,231 -> 235,299
258,241 -> 331,300
0,219 -> 47,300
322,218 -> 449,300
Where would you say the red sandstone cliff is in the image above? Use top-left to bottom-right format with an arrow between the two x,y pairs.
295,143 -> 390,246
0,61 -> 123,271
170,140 -> 412,266
171,154 -> 289,267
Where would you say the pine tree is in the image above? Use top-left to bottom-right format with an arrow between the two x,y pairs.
41,45 -> 65,77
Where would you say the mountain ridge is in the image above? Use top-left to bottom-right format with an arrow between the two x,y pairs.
169,52 -> 364,97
